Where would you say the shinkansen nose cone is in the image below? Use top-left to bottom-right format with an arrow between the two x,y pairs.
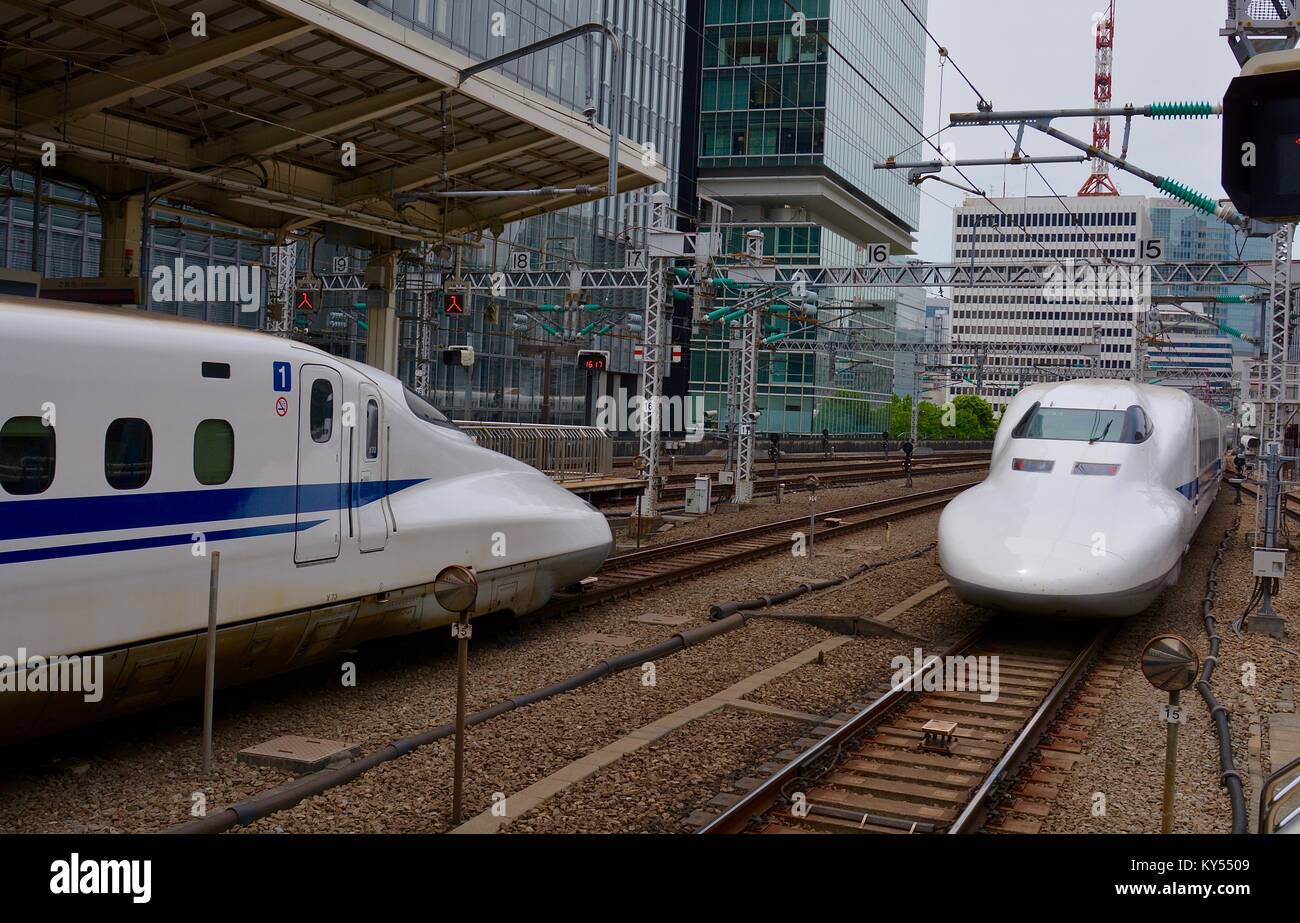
937,477 -> 1184,618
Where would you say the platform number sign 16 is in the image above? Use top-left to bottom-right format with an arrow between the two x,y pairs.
864,243 -> 889,267
273,361 -> 292,392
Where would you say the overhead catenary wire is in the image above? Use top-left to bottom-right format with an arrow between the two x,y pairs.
893,0 -> 1116,266
776,0 -> 1090,279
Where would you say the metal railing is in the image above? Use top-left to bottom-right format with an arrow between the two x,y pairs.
457,422 -> 613,482
1260,755 -> 1300,834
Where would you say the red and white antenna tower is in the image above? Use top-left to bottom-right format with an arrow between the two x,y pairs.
1078,0 -> 1120,196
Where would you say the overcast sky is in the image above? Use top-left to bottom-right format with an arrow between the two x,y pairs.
913,0 -> 1247,262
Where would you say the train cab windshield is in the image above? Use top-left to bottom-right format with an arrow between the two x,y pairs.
404,388 -> 460,431
1012,402 -> 1152,444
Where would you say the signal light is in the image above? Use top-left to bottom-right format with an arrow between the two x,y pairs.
1221,49 -> 1300,221
444,287 -> 466,315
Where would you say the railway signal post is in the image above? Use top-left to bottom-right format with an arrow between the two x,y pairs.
434,565 -> 479,826
1140,634 -> 1200,834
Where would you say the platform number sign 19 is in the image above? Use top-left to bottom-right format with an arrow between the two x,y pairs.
273,361 -> 292,392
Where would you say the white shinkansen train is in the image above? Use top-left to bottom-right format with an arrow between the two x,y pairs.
939,379 -> 1226,617
0,297 -> 612,743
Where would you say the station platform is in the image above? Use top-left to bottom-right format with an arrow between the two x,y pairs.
559,476 -> 645,504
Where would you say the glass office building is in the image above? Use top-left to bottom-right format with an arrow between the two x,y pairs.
690,0 -> 926,434
1149,201 -> 1272,357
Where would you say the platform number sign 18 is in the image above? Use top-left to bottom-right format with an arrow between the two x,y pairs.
273,361 -> 292,392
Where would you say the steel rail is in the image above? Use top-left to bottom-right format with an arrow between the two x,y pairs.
698,627 -> 987,834
947,622 -> 1117,833
605,482 -> 975,569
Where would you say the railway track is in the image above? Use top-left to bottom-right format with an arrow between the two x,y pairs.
629,451 -> 992,485
698,619 -> 1117,834
552,482 -> 978,613
612,450 -> 989,473
602,457 -> 990,510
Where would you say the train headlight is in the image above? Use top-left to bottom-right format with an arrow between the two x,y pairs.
1071,462 -> 1121,476
1011,458 -> 1054,473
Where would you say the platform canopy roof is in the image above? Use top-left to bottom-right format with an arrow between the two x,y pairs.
0,0 -> 664,248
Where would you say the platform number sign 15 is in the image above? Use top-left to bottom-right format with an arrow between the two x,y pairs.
273,361 -> 292,392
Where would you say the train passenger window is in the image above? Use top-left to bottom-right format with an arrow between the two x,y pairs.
194,419 -> 234,485
105,418 -> 153,490
365,399 -> 380,461
0,416 -> 55,495
310,379 -> 334,443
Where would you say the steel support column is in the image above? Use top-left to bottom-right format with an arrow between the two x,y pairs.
733,229 -> 765,504
637,191 -> 672,516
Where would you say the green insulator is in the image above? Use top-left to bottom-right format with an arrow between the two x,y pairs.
1158,178 -> 1218,216
1150,101 -> 1214,119
1216,294 -> 1248,303
672,288 -> 691,301
671,266 -> 690,279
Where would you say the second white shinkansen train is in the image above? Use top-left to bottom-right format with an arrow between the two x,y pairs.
0,297 -> 613,743
939,379 -> 1225,617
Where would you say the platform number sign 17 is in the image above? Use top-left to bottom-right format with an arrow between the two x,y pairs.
273,361 -> 292,392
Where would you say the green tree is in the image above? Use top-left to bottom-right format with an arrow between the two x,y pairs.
887,392 -> 999,440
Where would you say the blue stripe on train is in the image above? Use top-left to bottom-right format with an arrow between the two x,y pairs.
0,519 -> 327,566
1176,458 -> 1223,503
0,479 -> 426,543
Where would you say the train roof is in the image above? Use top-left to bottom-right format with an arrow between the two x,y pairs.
1013,378 -> 1217,413
1,294 -> 410,405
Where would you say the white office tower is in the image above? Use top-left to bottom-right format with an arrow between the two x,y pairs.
1147,305 -> 1235,385
949,195 -> 1152,411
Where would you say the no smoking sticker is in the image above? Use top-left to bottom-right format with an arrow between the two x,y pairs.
276,396 -> 288,417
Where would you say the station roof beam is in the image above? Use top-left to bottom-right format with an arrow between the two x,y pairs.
0,0 -> 664,249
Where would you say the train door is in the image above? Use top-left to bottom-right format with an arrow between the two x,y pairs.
357,384 -> 389,552
295,365 -> 343,564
